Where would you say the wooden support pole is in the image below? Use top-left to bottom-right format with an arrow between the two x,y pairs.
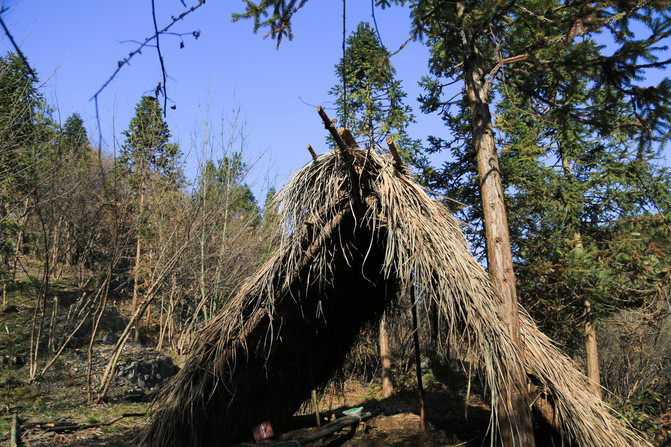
307,144 -> 318,162
311,389 -> 321,428
410,285 -> 426,433
386,136 -> 404,169
338,127 -> 359,148
317,106 -> 351,161
308,359 -> 321,429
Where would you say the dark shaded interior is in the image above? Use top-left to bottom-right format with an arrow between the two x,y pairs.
160,212 -> 395,446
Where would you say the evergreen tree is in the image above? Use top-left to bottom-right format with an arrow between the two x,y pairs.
60,112 -> 90,162
329,21 -> 420,161
409,0 -> 671,402
0,52 -> 41,169
494,31 -> 671,348
119,96 -> 182,189
118,96 -> 182,330
0,52 -> 49,278
328,21 -> 426,399
198,153 -> 256,217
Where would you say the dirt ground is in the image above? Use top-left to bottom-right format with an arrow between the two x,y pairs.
12,383 -> 671,446
271,388 -> 492,447
15,382 -> 491,447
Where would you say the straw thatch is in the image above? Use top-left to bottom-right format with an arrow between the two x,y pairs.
140,127 -> 650,447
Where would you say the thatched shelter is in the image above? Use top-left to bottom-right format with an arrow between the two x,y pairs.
141,110 -> 649,447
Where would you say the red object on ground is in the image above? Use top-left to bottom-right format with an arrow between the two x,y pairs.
252,421 -> 274,442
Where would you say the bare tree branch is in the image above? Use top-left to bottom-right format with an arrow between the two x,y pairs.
151,0 -> 169,115
0,11 -> 36,80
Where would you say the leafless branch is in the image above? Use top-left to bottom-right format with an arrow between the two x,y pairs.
90,2 -> 204,103
151,0 -> 168,115
0,12 -> 36,79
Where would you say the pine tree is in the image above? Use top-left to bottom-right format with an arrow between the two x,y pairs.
119,96 -> 182,189
329,21 -> 420,161
494,14 -> 671,357
118,96 -> 182,332
0,52 -> 41,169
60,112 -> 90,162
0,52 -> 49,279
410,0 -> 671,403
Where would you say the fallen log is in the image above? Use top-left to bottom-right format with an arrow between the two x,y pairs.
277,412 -> 372,446
239,412 -> 372,447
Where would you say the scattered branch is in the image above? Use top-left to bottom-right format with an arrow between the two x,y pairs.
272,412 -> 373,447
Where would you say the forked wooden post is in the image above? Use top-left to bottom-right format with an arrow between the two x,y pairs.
317,106 -> 353,162
386,136 -> 404,169
307,144 -> 318,162
338,127 -> 359,148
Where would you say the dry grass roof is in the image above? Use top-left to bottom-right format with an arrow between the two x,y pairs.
141,122 -> 649,447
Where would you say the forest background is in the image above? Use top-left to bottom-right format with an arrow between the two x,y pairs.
1,0 -> 671,444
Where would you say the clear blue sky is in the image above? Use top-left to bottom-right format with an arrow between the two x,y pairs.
0,0 -> 444,199
1,1 -> 669,201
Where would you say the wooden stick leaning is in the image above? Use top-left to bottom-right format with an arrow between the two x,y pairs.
386,136 -> 404,169
410,285 -> 426,433
307,144 -> 318,162
317,106 -> 353,162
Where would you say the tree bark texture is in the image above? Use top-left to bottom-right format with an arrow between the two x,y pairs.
584,300 -> 602,399
458,5 -> 536,443
379,311 -> 394,398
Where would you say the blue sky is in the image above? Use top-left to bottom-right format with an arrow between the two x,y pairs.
1,1 -> 669,201
0,1 -> 444,199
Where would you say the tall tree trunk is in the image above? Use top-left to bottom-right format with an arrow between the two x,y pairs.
458,4 -> 535,444
560,150 -> 602,400
584,299 -> 602,399
132,186 -> 145,343
379,311 -> 394,398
